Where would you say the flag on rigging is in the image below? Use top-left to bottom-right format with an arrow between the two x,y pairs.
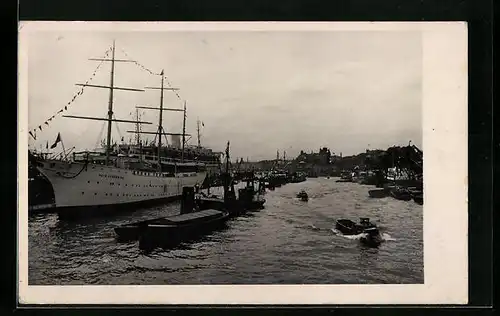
50,133 -> 61,149
202,121 -> 205,127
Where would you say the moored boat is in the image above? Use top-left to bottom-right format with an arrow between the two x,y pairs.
138,209 -> 229,249
32,41 -> 211,218
115,187 -> 229,247
390,187 -> 412,201
412,193 -> 423,205
368,189 -> 387,198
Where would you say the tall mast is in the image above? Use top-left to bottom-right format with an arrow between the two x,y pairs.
105,40 -> 116,164
197,118 -> 201,147
135,109 -> 141,146
225,141 -> 230,173
181,101 -> 187,163
63,40 -> 151,164
132,71 -> 188,167
157,70 -> 165,168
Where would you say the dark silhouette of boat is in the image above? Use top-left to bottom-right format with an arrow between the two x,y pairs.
368,189 -> 387,198
138,208 -> 229,249
412,193 -> 423,205
296,190 -> 309,202
194,144 -> 266,217
114,187 -> 229,247
390,187 -> 412,201
360,227 -> 383,247
336,218 -> 383,248
336,179 -> 352,183
335,218 -> 376,235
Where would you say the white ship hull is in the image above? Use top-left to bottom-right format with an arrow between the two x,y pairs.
36,159 -> 207,211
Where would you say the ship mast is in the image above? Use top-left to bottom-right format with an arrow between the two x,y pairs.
63,40 -> 152,165
225,141 -> 231,173
157,70 -> 165,166
132,70 -> 190,170
197,118 -> 201,148
105,41 -> 116,163
135,109 -> 141,146
182,101 -> 187,163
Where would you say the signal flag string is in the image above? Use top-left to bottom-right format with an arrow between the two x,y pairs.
29,45 -> 113,141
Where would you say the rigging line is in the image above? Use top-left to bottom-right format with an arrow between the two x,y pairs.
119,47 -> 186,105
29,46 -> 113,133
162,76 -> 183,101
94,121 -> 106,150
119,48 -> 162,76
119,46 -> 184,102
113,114 -> 125,142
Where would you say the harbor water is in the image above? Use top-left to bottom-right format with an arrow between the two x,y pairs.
28,177 -> 423,285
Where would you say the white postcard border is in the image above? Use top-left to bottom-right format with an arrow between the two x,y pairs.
17,21 -> 468,305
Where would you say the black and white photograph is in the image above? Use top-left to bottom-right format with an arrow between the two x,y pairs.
18,22 -> 468,305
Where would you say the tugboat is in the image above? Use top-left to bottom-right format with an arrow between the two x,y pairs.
196,142 -> 266,216
296,190 -> 309,202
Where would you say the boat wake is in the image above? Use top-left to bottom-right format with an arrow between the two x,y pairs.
381,233 -> 396,241
330,228 -> 396,242
330,228 -> 367,240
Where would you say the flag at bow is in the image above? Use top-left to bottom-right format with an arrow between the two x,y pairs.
50,132 -> 62,149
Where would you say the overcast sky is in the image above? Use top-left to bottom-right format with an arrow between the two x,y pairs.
27,29 -> 422,161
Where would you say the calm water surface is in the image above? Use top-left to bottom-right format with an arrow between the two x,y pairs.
28,178 -> 423,285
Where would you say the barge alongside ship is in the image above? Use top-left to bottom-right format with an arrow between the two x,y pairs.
114,187 -> 230,249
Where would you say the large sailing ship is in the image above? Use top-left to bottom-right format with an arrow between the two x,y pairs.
32,41 -> 213,216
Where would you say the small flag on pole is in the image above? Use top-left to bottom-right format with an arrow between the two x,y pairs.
202,121 -> 205,127
50,132 -> 61,149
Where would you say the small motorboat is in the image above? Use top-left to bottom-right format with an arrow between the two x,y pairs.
390,187 -> 412,201
412,193 -> 423,205
296,190 -> 309,202
360,227 -> 383,247
336,179 -> 352,183
335,217 -> 376,235
368,189 -> 387,198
